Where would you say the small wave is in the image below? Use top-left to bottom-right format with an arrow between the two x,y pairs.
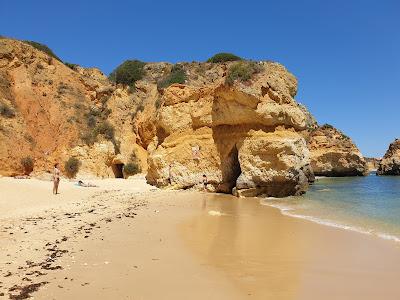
260,201 -> 400,243
208,210 -> 224,216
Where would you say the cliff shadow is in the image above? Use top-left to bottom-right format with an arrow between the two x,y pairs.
112,163 -> 124,178
211,95 -> 243,193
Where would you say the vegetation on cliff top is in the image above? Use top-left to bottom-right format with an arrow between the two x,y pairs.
23,40 -> 62,61
318,124 -> 351,140
65,62 -> 79,70
157,64 -> 187,89
226,61 -> 263,85
207,52 -> 242,63
108,60 -> 146,87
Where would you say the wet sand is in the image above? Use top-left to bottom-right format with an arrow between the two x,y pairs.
1,177 -> 400,299
180,193 -> 400,299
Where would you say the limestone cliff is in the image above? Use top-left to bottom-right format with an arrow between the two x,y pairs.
365,157 -> 381,172
307,124 -> 367,176
0,38 -> 147,178
377,139 -> 400,175
146,61 -> 315,197
0,37 -> 370,196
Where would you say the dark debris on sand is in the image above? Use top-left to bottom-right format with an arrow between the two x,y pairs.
1,190 -> 149,299
8,282 -> 48,300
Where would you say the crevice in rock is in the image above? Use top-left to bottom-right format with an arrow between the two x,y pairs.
218,145 -> 242,194
112,163 -> 124,178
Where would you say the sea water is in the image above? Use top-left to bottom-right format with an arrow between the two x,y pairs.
261,173 -> 400,242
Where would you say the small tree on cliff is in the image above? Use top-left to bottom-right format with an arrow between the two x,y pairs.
207,52 -> 242,63
108,60 -> 146,88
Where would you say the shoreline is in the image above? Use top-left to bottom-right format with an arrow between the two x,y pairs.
261,200 -> 400,243
179,193 -> 400,299
1,177 -> 400,299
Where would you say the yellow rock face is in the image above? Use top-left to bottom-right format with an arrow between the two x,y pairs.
307,125 -> 367,176
147,62 -> 315,197
377,139 -> 400,175
0,38 -> 147,178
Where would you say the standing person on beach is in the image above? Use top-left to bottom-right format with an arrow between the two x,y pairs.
202,174 -> 208,191
53,163 -> 61,195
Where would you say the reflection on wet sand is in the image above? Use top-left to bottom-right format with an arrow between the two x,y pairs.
183,194 -> 302,299
180,193 -> 400,300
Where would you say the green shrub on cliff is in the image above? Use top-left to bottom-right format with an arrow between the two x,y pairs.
225,61 -> 263,85
321,124 -> 334,130
81,121 -> 120,153
157,64 -> 187,89
207,52 -> 242,63
123,162 -> 140,177
21,156 -> 34,175
65,62 -> 79,70
0,102 -> 15,118
95,121 -> 115,141
108,60 -> 146,87
64,157 -> 80,178
23,40 -> 62,61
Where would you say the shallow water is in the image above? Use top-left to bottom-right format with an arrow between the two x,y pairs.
180,191 -> 400,299
262,173 -> 400,241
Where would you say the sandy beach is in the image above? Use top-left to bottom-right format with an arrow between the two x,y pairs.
1,177 -> 400,299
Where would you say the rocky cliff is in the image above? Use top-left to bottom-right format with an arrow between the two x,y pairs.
365,157 -> 381,172
1,37 -> 371,196
377,139 -> 400,175
307,124 -> 368,176
145,61 -> 316,197
0,38 -> 147,178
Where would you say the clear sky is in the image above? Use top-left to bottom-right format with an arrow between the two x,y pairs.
1,0 -> 399,157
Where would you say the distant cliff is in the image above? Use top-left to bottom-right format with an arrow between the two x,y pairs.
306,124 -> 368,176
365,157 -> 381,172
377,139 -> 400,175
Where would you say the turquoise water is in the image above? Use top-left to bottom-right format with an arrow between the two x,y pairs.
261,173 -> 400,241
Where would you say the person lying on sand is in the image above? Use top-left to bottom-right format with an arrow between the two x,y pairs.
14,175 -> 30,179
77,180 -> 98,187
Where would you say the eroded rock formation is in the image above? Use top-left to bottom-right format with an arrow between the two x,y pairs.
365,157 -> 381,172
307,124 -> 367,176
146,62 -> 315,197
0,37 -> 371,196
0,38 -> 148,178
377,139 -> 400,175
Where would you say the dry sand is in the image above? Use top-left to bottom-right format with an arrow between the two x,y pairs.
1,177 -> 400,299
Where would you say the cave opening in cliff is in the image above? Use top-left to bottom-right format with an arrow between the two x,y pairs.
112,163 -> 124,178
220,145 -> 242,193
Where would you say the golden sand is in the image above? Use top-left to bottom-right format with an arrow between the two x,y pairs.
1,178 -> 400,299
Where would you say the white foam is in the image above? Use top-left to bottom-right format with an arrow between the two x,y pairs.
208,210 -> 223,216
260,201 -> 400,243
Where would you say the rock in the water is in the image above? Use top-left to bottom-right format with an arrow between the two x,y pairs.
307,124 -> 367,176
377,139 -> 400,175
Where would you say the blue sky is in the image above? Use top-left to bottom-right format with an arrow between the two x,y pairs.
2,0 -> 399,157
